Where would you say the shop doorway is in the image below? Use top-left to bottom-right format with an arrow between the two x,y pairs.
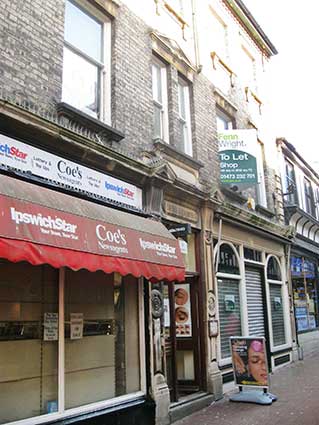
163,275 -> 203,402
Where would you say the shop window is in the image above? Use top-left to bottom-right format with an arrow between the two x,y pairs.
217,243 -> 240,275
292,256 -> 318,332
177,76 -> 193,156
62,0 -> 110,120
0,261 -> 141,424
217,278 -> 242,359
267,256 -> 286,347
0,261 -> 59,423
283,158 -> 298,206
269,283 -> 285,346
152,57 -> 169,142
216,243 -> 242,360
65,270 -> 140,408
304,178 -> 316,217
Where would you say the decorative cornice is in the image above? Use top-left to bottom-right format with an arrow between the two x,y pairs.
217,201 -> 294,241
222,0 -> 278,58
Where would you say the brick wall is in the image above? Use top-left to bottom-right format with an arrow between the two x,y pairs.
0,0 -> 64,109
0,0 -> 281,219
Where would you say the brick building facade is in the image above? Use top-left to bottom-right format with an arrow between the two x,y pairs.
0,1 -> 294,425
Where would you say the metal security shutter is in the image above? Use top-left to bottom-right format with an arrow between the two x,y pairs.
217,279 -> 242,359
245,268 -> 265,337
269,284 -> 286,346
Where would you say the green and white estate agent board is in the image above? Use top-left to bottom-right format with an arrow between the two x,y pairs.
218,129 -> 258,185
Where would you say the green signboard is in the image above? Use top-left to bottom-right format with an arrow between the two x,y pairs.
219,149 -> 257,184
218,129 -> 259,185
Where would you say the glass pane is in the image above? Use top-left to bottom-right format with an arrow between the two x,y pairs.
269,284 -> 286,346
218,244 -> 240,274
65,270 -> 140,409
152,63 -> 162,103
306,279 -> 318,329
178,83 -> 186,119
217,278 -> 241,358
267,257 -> 282,281
62,47 -> 99,117
153,103 -> 162,139
0,261 -> 58,424
65,0 -> 102,62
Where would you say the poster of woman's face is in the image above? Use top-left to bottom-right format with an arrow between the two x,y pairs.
230,337 -> 268,388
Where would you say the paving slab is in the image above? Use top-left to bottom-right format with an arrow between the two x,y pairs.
174,352 -> 319,425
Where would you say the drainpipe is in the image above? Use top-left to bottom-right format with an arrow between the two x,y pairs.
191,0 -> 201,70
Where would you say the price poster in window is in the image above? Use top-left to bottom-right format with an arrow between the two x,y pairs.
174,284 -> 192,337
70,313 -> 84,340
43,312 -> 58,341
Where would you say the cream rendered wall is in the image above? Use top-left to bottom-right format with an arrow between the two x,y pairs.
121,0 -> 196,64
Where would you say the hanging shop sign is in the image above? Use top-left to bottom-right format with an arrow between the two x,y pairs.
0,134 -> 142,208
230,336 -> 268,388
218,129 -> 258,185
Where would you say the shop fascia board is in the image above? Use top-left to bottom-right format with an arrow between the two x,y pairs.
0,99 -> 153,185
216,202 -> 294,242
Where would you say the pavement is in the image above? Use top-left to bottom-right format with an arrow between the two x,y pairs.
174,349 -> 319,425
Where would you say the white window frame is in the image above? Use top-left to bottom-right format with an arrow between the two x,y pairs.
152,57 -> 169,143
62,0 -> 111,125
216,109 -> 233,132
178,77 -> 193,156
264,255 -> 291,354
5,269 -> 145,425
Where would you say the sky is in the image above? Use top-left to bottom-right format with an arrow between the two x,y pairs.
243,0 -> 319,171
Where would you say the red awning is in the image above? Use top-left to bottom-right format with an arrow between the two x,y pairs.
0,175 -> 185,282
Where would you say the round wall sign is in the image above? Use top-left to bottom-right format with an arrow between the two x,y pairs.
207,290 -> 216,317
151,289 -> 164,319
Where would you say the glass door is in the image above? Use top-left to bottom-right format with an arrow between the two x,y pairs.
164,276 -> 202,401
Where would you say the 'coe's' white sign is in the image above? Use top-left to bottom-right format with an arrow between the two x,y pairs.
0,134 -> 142,208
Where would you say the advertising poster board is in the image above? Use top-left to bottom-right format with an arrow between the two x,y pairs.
230,336 -> 268,388
174,284 -> 192,337
218,129 -> 258,185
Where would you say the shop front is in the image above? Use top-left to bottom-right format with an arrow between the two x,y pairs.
291,253 -> 319,333
0,173 -> 185,425
213,217 -> 293,380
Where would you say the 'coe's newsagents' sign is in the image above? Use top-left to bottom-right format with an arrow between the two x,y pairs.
0,134 -> 142,208
218,129 -> 258,185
